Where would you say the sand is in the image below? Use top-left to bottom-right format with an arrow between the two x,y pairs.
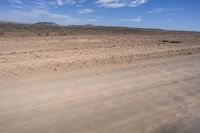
0,27 -> 200,133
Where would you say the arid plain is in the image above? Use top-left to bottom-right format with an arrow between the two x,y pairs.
0,23 -> 200,133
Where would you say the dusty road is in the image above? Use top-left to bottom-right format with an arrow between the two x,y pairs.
0,55 -> 200,133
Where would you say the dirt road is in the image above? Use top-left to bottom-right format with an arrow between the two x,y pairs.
1,55 -> 200,133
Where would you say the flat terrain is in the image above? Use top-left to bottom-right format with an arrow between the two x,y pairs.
0,33 -> 200,79
0,25 -> 200,133
1,55 -> 200,133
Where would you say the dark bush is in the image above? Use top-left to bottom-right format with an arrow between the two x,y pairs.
0,31 -> 4,36
160,40 -> 181,43
37,33 -> 41,36
170,41 -> 182,43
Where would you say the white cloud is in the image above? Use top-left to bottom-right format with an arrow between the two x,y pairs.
0,6 -> 80,24
79,0 -> 88,3
86,19 -> 97,22
10,5 -> 24,9
76,4 -> 83,7
166,19 -> 173,23
8,0 -> 23,4
35,0 -> 48,9
95,16 -> 104,19
96,0 -> 148,8
148,7 -> 183,14
55,0 -> 89,6
55,0 -> 76,6
77,8 -> 94,14
120,16 -> 142,22
7,0 -> 148,8
48,13 -> 71,19
148,8 -> 164,14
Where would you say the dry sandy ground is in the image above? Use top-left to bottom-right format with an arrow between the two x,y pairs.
0,33 -> 200,133
0,33 -> 200,79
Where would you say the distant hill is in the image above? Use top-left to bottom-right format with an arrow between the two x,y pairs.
0,21 -> 30,25
0,21 -> 198,37
34,22 -> 58,26
68,24 -> 96,27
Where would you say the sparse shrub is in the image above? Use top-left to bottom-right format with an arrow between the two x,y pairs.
160,40 -> 182,44
161,40 -> 170,43
20,34 -> 25,37
37,33 -> 41,36
170,41 -> 182,43
46,32 -> 49,36
0,31 -> 4,36
59,32 -> 63,36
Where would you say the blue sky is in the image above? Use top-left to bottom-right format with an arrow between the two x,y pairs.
0,0 -> 199,31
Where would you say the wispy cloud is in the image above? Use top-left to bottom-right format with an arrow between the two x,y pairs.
96,0 -> 148,8
148,7 -> 183,14
166,19 -> 173,23
77,8 -> 94,14
86,19 -> 97,22
54,0 -> 148,8
55,0 -> 76,6
35,0 -> 48,9
94,16 -> 104,19
79,0 -> 88,3
10,4 -> 25,9
1,0 -> 80,24
8,0 -> 23,4
120,16 -> 142,22
8,0 -> 148,8
0,9 -> 80,24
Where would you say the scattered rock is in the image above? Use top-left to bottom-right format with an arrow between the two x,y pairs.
9,52 -> 16,55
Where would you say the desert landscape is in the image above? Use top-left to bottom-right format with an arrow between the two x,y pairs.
0,23 -> 200,133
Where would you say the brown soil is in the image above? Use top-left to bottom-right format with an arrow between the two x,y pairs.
0,24 -> 200,133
